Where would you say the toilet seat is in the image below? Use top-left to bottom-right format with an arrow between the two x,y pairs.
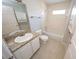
40,35 -> 48,41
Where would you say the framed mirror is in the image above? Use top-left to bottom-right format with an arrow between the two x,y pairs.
13,3 -> 30,32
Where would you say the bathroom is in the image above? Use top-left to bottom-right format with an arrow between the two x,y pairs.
2,0 -> 76,59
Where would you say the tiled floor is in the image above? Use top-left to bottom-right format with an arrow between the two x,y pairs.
31,38 -> 66,59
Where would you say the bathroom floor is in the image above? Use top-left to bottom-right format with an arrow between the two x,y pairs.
31,37 -> 66,59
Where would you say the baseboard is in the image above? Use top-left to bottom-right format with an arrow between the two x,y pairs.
43,31 -> 64,41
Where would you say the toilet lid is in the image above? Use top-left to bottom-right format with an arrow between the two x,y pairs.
40,35 -> 48,40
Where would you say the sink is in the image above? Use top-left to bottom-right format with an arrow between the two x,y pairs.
15,33 -> 33,43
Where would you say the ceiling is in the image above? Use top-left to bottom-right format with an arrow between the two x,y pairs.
43,0 -> 66,4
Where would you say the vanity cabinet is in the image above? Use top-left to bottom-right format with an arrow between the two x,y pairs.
14,43 -> 33,59
31,37 -> 40,54
13,37 -> 40,59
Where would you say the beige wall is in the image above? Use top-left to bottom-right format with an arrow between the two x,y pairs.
45,1 -> 70,37
2,5 -> 19,35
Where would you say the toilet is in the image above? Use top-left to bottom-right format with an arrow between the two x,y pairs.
40,35 -> 48,44
35,30 -> 48,44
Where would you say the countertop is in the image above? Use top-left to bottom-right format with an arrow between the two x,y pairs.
6,32 -> 39,52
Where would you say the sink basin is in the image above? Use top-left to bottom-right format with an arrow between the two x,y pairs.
15,33 -> 33,43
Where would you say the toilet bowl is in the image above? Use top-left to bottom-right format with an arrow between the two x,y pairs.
35,30 -> 48,44
40,35 -> 48,44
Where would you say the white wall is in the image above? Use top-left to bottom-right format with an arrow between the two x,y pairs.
22,0 -> 47,32
22,0 -> 45,17
2,5 -> 19,35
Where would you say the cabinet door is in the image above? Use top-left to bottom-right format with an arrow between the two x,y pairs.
31,37 -> 40,53
14,43 -> 33,59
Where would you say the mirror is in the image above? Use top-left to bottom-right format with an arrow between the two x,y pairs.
13,3 -> 30,32
2,0 -> 31,37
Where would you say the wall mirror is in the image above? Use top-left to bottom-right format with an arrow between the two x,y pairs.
2,0 -> 31,36
13,3 -> 30,32
2,0 -> 31,42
